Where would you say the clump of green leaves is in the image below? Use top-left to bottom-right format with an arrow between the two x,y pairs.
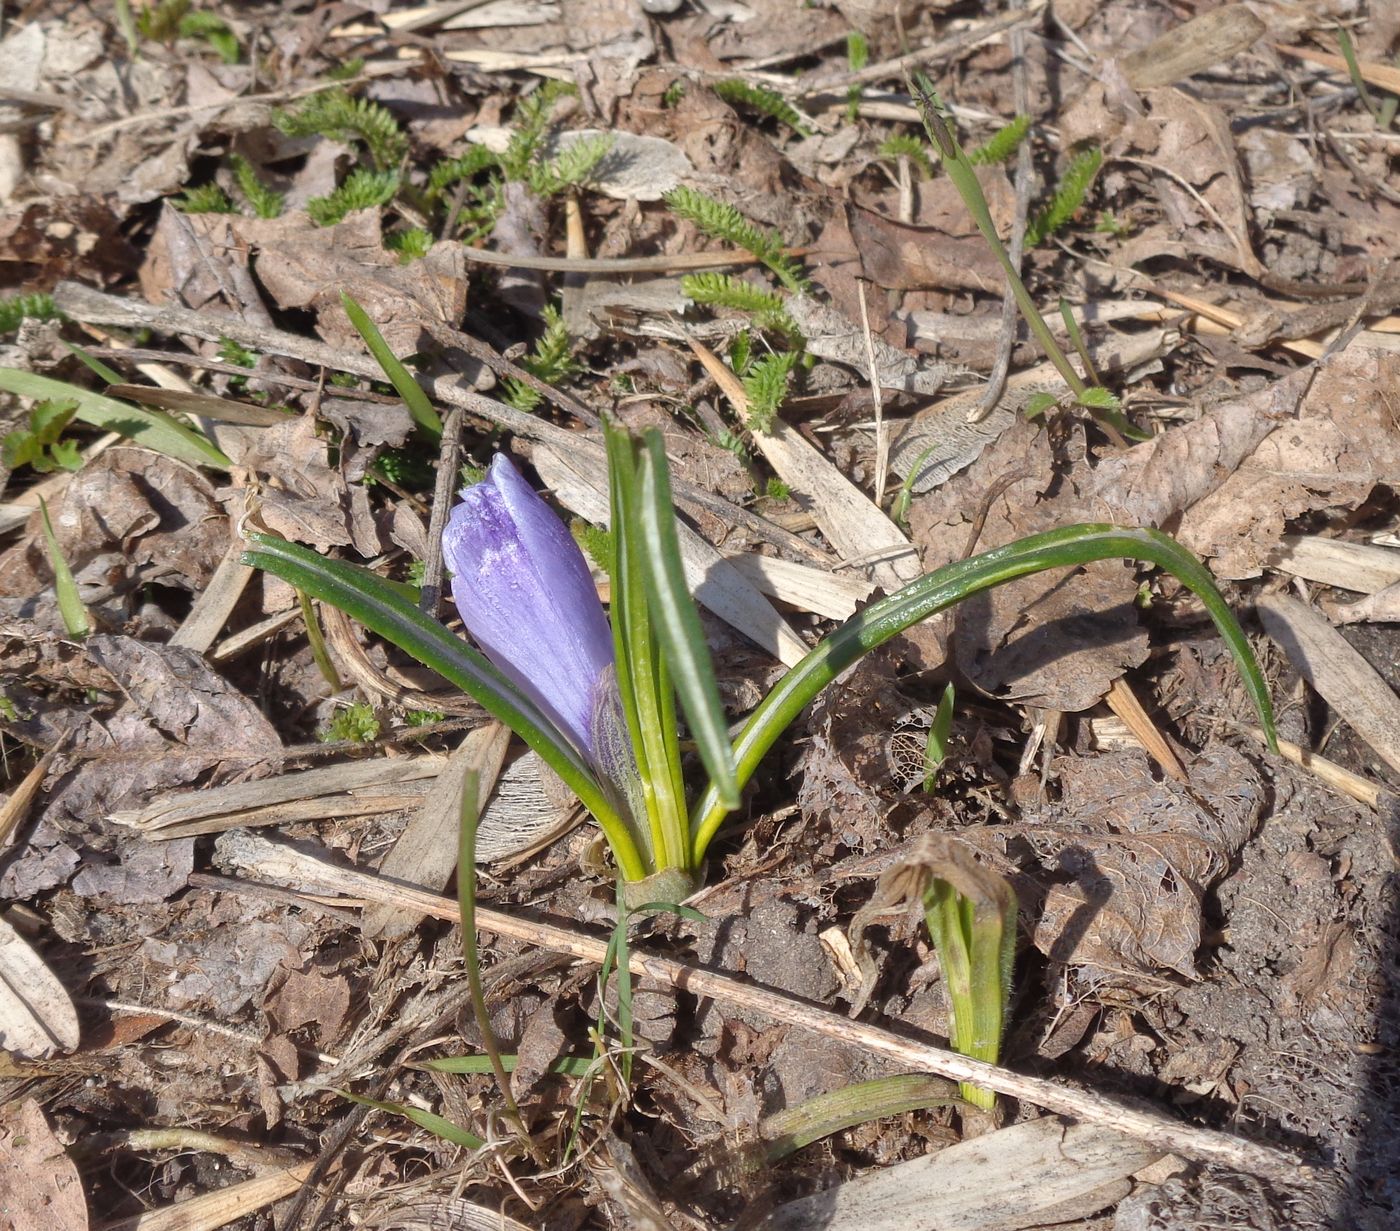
499,80 -> 576,179
530,132 -> 613,197
877,133 -> 935,178
136,1 -> 238,61
177,9 -> 238,63
713,80 -> 813,138
426,144 -> 500,201
273,88 -> 408,170
217,336 -> 257,394
663,186 -> 808,292
229,153 -> 283,218
968,114 -> 1030,165
327,57 -> 366,82
1026,146 -> 1103,246
3,399 -> 83,473
680,272 -> 801,344
307,169 -> 399,227
404,708 -> 446,727
319,701 -> 380,743
662,79 -> 687,108
0,293 -> 61,336
502,304 -> 579,411
174,182 -> 234,214
385,227 -> 435,263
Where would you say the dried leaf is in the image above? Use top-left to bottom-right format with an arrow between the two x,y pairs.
0,917 -> 80,1058
0,1100 -> 87,1230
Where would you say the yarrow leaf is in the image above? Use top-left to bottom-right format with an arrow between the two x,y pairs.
712,79 -> 813,138
663,186 -> 808,292
274,88 -> 408,170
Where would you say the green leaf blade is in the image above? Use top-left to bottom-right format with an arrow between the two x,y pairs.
340,293 -> 442,437
0,369 -> 230,470
638,432 -> 740,812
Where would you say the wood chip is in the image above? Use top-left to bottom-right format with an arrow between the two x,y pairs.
689,337 -> 920,591
0,914 -> 80,1058
1258,594 -> 1400,778
1268,535 -> 1400,594
754,1117 -> 1162,1231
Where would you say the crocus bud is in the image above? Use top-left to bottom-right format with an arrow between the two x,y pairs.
443,455 -> 616,764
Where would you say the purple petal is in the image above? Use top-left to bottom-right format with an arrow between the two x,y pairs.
443,455 -> 615,759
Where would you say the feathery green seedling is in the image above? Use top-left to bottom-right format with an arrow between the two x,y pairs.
426,144 -> 500,202
173,182 -> 234,214
741,349 -> 800,433
318,701 -> 379,743
502,303 -> 579,412
326,57 -> 366,82
1026,146 -> 1103,246
0,293 -> 62,336
273,88 -> 407,170
877,133 -> 937,179
228,154 -> 282,218
968,114 -> 1030,165
663,186 -> 808,292
384,227 -> 434,263
530,132 -> 614,197
38,498 -> 91,639
681,272 -> 802,345
499,80 -> 577,179
909,78 -> 1143,440
662,79 -> 687,108
307,169 -> 399,226
846,32 -> 869,121
713,79 -> 813,138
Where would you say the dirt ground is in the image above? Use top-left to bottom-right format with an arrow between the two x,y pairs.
1,1 -> 1399,1228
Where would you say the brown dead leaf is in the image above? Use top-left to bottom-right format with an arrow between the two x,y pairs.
0,1100 -> 87,1231
1174,348 -> 1400,579
1024,745 -> 1263,978
234,415 -> 356,551
847,205 -> 1003,294
230,209 -> 467,353
265,966 -> 352,1046
0,448 -> 226,623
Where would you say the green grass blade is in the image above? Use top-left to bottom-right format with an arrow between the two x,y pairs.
759,1074 -> 959,1162
62,340 -> 126,387
339,1091 -> 484,1149
417,1054 -> 597,1078
638,431 -> 740,812
241,532 -> 646,880
691,524 -> 1276,860
38,498 -> 91,639
340,293 -> 443,438
458,769 -> 528,1139
0,369 -> 230,469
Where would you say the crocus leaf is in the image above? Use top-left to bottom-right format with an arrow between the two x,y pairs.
38,497 -> 90,639
241,532 -> 646,880
0,368 -> 230,470
340,292 -> 443,438
338,1091 -> 484,1149
691,523 -> 1277,862
637,431 -> 740,811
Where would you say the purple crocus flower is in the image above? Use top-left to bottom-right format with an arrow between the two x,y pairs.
443,455 -> 616,764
